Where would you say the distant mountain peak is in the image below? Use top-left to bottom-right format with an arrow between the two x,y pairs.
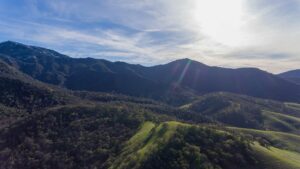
173,58 -> 195,63
0,41 -> 69,59
0,40 -> 29,48
235,67 -> 266,73
169,58 -> 208,67
177,58 -> 192,61
1,40 -> 20,44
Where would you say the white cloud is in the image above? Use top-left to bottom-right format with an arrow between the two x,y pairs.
0,0 -> 299,73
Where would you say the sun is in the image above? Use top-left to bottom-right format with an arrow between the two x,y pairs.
193,0 -> 246,47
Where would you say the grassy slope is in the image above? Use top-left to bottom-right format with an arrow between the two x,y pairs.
262,110 -> 300,134
112,121 -> 300,169
229,127 -> 300,153
253,143 -> 300,169
227,127 -> 300,169
109,121 -> 189,169
180,93 -> 300,134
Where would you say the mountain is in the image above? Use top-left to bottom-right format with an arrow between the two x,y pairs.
0,41 -> 300,104
0,57 -> 249,169
0,58 -> 210,127
279,69 -> 300,85
138,59 -> 300,102
1,41 -> 300,168
0,41 -> 184,103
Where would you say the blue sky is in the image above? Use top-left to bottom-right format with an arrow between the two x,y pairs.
0,0 -> 299,73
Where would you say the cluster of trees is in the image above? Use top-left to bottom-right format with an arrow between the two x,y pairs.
74,91 -> 213,125
74,91 -> 160,105
141,126 -> 256,169
186,92 -> 300,133
0,76 -> 69,112
188,94 -> 264,129
0,104 -> 165,169
1,78 -> 56,109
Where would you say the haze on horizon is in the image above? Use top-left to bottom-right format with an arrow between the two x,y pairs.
0,0 -> 299,73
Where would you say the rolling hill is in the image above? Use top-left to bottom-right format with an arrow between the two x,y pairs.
182,92 -> 300,134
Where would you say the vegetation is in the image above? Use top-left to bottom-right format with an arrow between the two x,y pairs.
184,92 -> 300,134
228,127 -> 300,153
253,143 -> 300,169
110,121 -> 185,169
262,111 -> 300,134
111,122 -> 257,169
0,41 -> 300,168
0,104 -> 167,169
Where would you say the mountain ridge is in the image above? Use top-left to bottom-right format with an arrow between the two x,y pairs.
279,69 -> 300,85
0,41 -> 299,104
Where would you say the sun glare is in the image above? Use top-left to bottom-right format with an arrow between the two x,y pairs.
193,0 -> 246,47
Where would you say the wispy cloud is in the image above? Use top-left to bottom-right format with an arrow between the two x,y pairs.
0,0 -> 299,73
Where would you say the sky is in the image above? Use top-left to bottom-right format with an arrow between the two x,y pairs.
0,0 -> 299,73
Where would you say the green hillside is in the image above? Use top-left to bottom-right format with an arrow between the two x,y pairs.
199,125 -> 300,169
111,121 -> 300,169
111,121 -> 262,169
253,143 -> 300,169
228,127 -> 300,153
228,126 -> 300,168
111,120 -> 300,169
263,110 -> 300,134
110,121 -> 186,169
183,92 -> 300,134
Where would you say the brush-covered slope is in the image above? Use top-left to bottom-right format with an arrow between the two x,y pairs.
0,60 -> 75,128
3,110 -> 300,169
183,92 -> 300,134
0,60 -> 216,169
0,105 -> 170,169
1,116 -> 263,169
0,56 -> 210,128
0,41 -> 300,103
0,60 -> 70,110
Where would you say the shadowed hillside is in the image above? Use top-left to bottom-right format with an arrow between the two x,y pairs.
0,41 -> 299,104
279,69 -> 300,85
